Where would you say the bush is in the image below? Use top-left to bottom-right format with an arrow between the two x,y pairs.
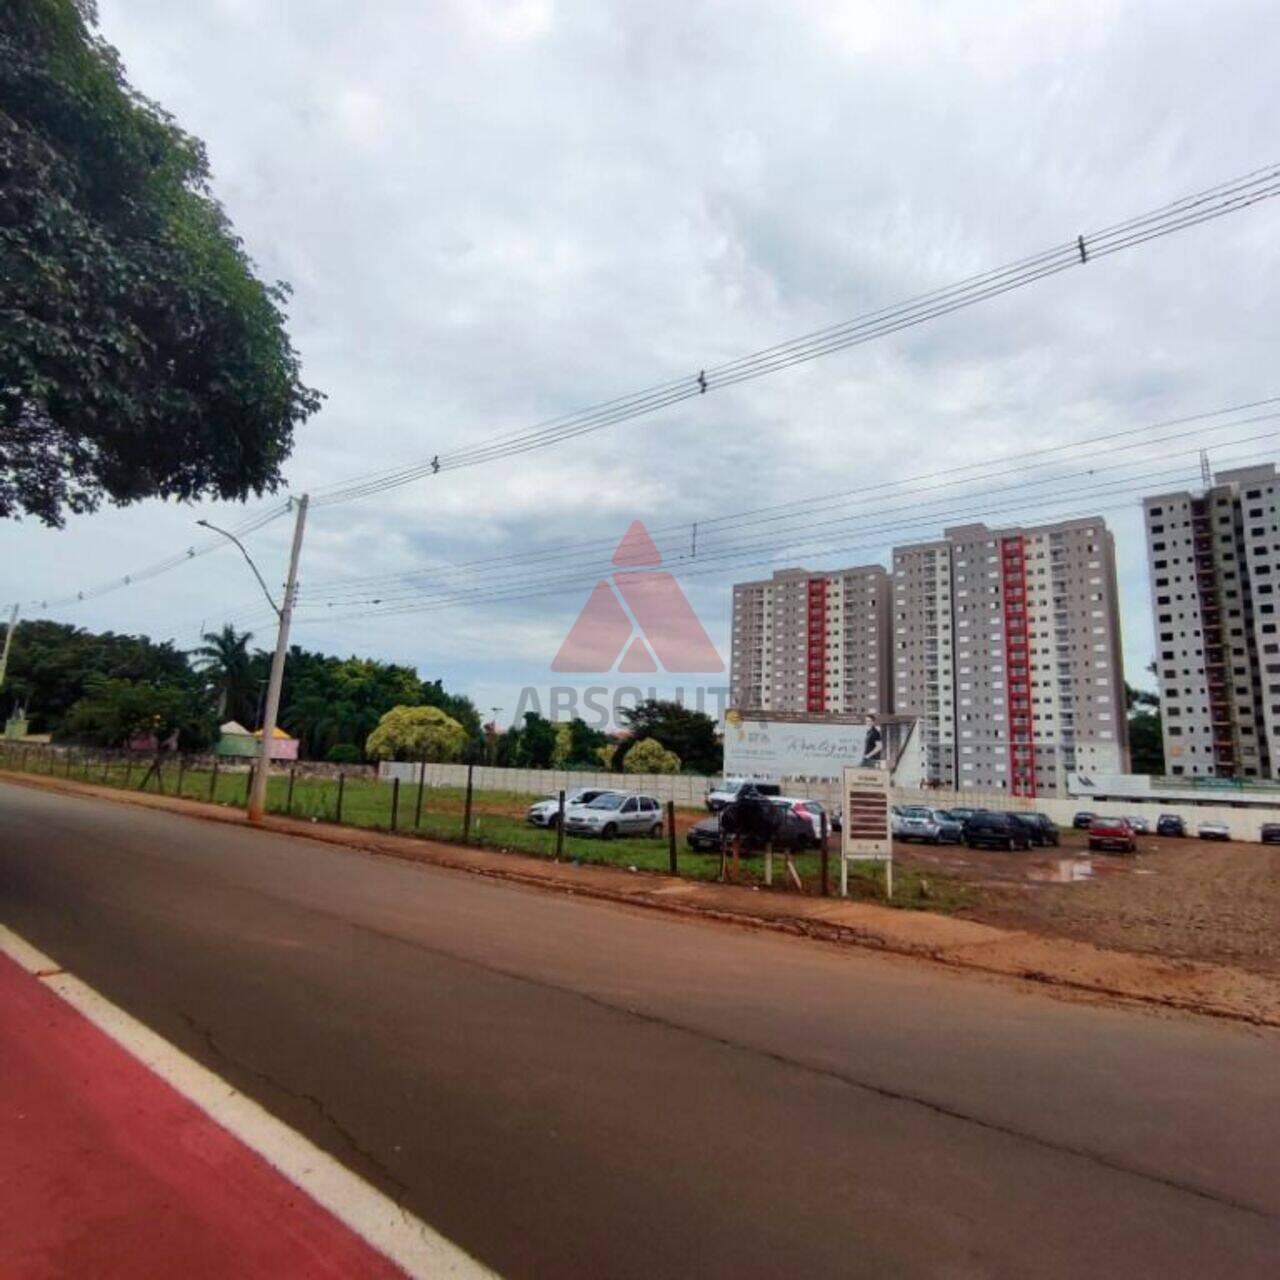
325,743 -> 362,764
622,737 -> 681,774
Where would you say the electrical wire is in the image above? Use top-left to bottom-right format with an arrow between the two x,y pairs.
290,402 -> 1280,606
310,163 -> 1280,506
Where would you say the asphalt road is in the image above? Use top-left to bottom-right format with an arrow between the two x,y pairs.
3,779 -> 1279,1278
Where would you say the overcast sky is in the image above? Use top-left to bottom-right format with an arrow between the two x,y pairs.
5,0 -> 1279,726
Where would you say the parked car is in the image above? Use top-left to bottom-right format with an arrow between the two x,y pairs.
1156,814 -> 1187,838
963,812 -> 1033,851
774,797 -> 830,843
699,802 -> 815,853
894,806 -> 962,844
1125,815 -> 1150,835
706,778 -> 782,812
686,814 -> 723,852
933,811 -> 966,844
1088,816 -> 1137,854
1261,822 -> 1280,845
945,807 -> 985,825
893,805 -> 944,843
526,788 -> 615,828
1072,811 -> 1097,830
1012,812 -> 1061,847
1198,821 -> 1231,842
565,792 -> 664,839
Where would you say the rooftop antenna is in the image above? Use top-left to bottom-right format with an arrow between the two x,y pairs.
1200,448 -> 1212,490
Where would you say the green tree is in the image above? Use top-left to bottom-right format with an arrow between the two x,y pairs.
514,712 -> 558,768
566,717 -> 608,767
0,0 -> 321,525
192,625 -> 258,723
622,737 -> 681,774
65,674 -> 213,749
365,705 -> 468,763
1126,675 -> 1165,775
617,700 -> 721,774
0,618 -> 195,732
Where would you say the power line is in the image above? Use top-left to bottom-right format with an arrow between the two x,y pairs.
310,163 -> 1280,506
287,404 -> 1280,607
235,446 -> 1275,631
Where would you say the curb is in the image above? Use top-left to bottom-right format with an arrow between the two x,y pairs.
4,768 -> 1278,1029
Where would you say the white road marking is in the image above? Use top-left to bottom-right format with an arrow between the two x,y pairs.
0,924 -> 497,1279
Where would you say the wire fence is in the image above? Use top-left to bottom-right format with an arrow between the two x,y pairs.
0,742 -> 913,901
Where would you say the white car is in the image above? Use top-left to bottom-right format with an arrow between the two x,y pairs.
1197,820 -> 1231,842
772,796 -> 831,841
526,788 -> 615,828
564,792 -> 665,839
706,778 -> 781,812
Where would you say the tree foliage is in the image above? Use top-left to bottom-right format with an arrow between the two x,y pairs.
622,737 -> 681,774
617,699 -> 721,774
64,673 -> 214,749
0,0 -> 321,525
365,704 -> 468,763
192,624 -> 258,723
1,618 -> 195,732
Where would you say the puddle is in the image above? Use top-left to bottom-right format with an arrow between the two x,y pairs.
1027,859 -> 1095,884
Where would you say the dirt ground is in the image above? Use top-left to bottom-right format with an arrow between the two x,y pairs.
898,829 -> 1280,978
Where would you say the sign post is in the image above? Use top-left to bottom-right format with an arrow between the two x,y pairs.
840,765 -> 892,899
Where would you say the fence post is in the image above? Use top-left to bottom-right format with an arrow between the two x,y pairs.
65,750 -> 73,778
820,811 -> 830,897
124,751 -> 133,787
244,765 -> 253,806
177,756 -> 187,799
764,839 -> 774,887
415,760 -> 426,828
20,747 -> 28,772
390,776 -> 400,830
462,763 -> 474,844
287,767 -> 297,816
210,758 -> 219,802
555,789 -> 566,859
667,800 -> 677,875
336,772 -> 346,824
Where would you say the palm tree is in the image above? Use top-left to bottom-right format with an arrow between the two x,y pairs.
192,625 -> 256,723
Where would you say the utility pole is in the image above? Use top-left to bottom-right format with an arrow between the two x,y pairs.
248,495 -> 308,822
0,604 -> 18,692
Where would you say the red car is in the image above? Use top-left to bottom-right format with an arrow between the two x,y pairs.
1088,816 -> 1137,854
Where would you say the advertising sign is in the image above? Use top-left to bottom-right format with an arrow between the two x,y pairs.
724,714 -> 886,780
840,765 -> 892,898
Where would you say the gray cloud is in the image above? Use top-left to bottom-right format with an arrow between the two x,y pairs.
4,0 -> 1279,723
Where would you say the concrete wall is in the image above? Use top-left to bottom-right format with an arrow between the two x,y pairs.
378,762 -> 1280,841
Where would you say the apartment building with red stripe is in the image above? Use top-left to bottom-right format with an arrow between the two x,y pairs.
728,517 -> 1128,797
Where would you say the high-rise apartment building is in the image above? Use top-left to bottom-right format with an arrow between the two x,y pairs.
1143,464 -> 1280,779
729,566 -> 891,716
892,519 -> 1128,795
896,514 -> 1126,793
728,517 -> 1128,796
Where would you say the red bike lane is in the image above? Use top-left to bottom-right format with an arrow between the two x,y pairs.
0,950 -> 409,1279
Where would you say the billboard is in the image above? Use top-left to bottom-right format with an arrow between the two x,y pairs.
723,712 -> 910,780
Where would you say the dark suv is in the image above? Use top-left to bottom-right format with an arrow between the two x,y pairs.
1156,814 -> 1187,838
1072,811 -> 1097,830
964,811 -> 1033,851
1012,812 -> 1060,847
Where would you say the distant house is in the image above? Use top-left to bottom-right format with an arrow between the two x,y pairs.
215,721 -> 299,761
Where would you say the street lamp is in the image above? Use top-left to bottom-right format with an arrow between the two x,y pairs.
196,496 -> 309,821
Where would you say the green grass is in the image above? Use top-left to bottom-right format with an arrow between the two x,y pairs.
0,749 -> 968,908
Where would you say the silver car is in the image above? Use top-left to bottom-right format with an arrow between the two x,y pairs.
893,805 -> 945,843
564,792 -> 664,840
526,788 -> 614,828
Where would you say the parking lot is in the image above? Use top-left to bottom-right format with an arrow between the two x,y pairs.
897,826 -> 1280,978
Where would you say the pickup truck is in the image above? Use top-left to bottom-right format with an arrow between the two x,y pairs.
706,778 -> 781,813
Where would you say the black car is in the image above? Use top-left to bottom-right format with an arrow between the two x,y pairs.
686,815 -> 723,852
1072,811 -> 1097,830
964,811 -> 1033,851
1156,814 -> 1187,838
1012,812 -> 1060,847
687,806 -> 813,854
1261,823 -> 1280,845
